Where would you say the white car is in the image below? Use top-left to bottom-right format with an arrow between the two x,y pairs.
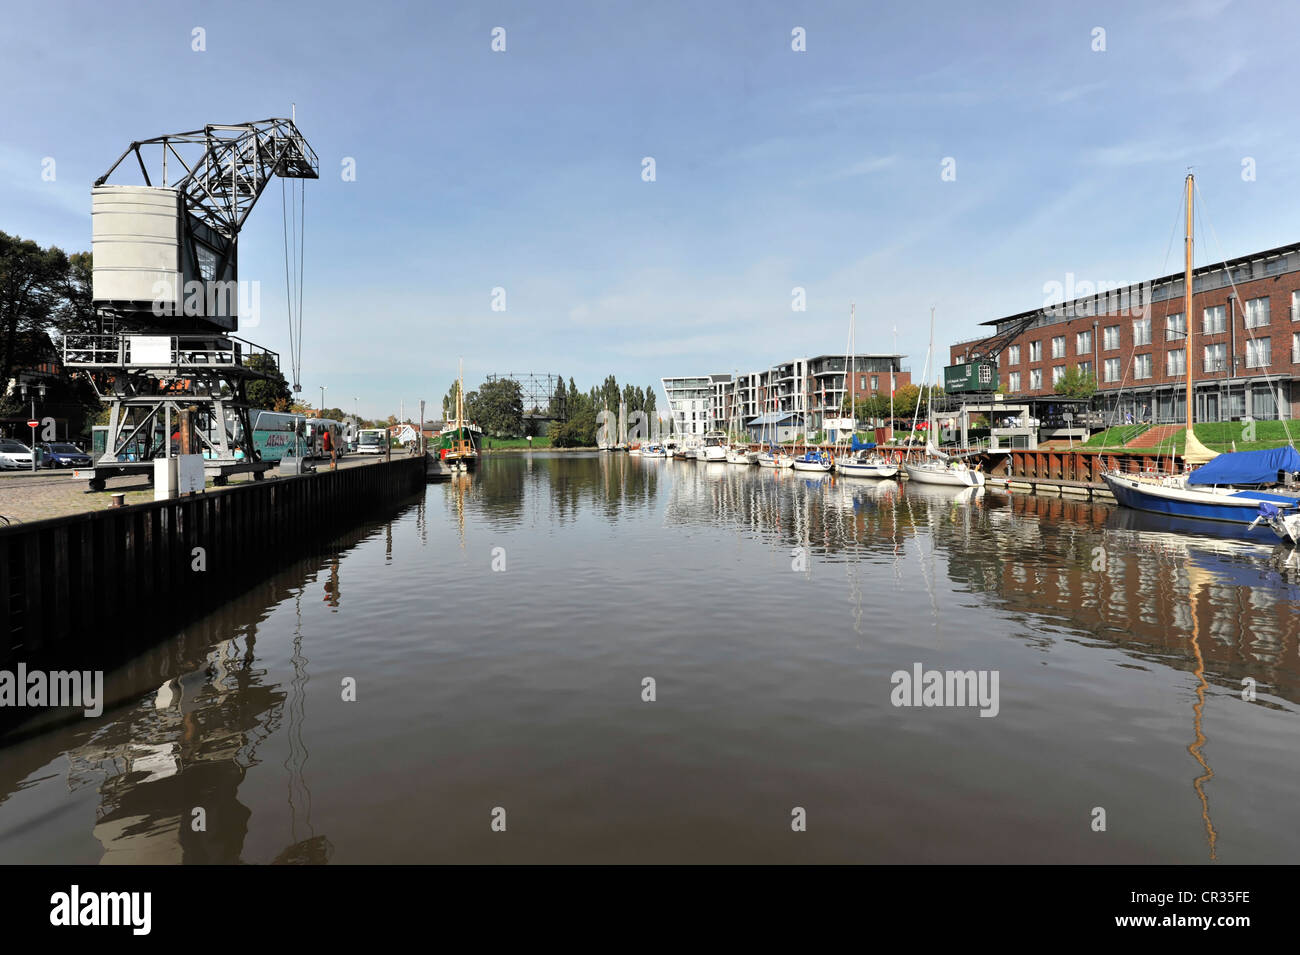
0,438 -> 35,469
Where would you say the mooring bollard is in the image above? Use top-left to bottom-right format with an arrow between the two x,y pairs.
110,493 -> 126,508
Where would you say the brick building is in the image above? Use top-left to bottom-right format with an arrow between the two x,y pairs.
949,241 -> 1300,424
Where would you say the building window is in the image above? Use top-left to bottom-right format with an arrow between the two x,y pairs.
1051,336 -> 1066,359
1203,304 -> 1226,335
1051,366 -> 1065,385
860,375 -> 867,390
1246,337 -> 1271,368
1076,330 -> 1092,354
1165,312 -> 1186,341
1292,290 -> 1300,321
1166,348 -> 1186,376
1293,332 -> 1300,363
1008,371 -> 1021,392
1134,354 -> 1153,379
1029,341 -> 1042,363
1103,325 -> 1120,350
1077,360 -> 1092,377
1133,317 -> 1152,346
1029,368 -> 1042,390
1006,344 -> 1020,365
1203,342 -> 1227,373
1244,296 -> 1271,329
1104,357 -> 1121,382
870,375 -> 878,392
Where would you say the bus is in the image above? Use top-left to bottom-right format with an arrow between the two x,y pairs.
304,419 -> 346,459
250,410 -> 306,462
356,427 -> 388,455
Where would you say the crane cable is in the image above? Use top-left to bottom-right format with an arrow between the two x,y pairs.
281,175 -> 306,394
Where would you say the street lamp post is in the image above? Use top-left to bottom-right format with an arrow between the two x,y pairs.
320,385 -> 327,417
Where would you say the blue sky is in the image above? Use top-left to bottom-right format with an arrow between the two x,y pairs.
2,0 -> 1297,419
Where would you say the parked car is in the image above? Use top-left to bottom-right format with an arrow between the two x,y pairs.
38,442 -> 93,469
0,439 -> 35,469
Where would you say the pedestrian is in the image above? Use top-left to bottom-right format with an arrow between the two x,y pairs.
322,424 -> 336,470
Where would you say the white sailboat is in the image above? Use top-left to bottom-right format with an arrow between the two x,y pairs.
724,378 -> 757,464
904,307 -> 985,488
834,303 -> 899,479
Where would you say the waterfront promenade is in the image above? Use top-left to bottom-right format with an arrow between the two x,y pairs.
0,454 -> 393,526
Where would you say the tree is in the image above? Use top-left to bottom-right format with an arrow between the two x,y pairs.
245,353 -> 292,410
0,231 -> 69,394
1055,366 -> 1098,398
643,385 -> 656,420
467,377 -> 524,436
550,376 -> 568,420
442,380 -> 465,420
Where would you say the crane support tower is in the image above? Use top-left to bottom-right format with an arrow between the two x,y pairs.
63,118 -> 318,489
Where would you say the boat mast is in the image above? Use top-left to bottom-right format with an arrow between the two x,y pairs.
1184,172 -> 1194,437
844,302 -> 855,451
927,306 -> 936,445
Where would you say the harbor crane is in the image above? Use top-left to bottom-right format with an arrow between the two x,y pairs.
944,309 -> 1042,394
63,117 -> 318,489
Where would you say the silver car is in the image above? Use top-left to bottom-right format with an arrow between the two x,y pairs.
0,439 -> 35,469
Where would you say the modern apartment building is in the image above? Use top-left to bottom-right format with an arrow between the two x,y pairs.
667,355 -> 910,435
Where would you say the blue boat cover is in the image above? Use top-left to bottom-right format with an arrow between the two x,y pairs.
850,435 -> 876,451
1187,446 -> 1300,486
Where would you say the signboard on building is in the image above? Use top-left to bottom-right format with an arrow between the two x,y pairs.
944,359 -> 999,394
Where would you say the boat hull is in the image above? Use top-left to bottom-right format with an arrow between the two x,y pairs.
904,463 -> 984,487
1102,472 -> 1298,526
836,461 -> 899,479
791,460 -> 832,472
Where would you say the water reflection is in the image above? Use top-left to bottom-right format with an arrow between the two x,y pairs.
0,518 -> 393,863
0,453 -> 1295,863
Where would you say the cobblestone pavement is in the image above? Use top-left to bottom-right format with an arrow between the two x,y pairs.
0,453 -> 399,526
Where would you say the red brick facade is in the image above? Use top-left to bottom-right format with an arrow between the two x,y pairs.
949,245 -> 1300,421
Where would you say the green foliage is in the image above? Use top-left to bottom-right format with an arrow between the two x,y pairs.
1054,366 -> 1098,398
467,376 -> 524,437
245,353 -> 292,410
550,377 -> 568,419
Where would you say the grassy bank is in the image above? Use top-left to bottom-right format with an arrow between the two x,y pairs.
481,436 -> 552,450
1084,420 -> 1297,453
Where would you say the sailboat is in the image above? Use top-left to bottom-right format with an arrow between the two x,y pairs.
1102,174 -> 1300,535
439,360 -> 481,470
903,308 -> 984,488
725,378 -> 758,464
790,369 -> 832,472
835,304 -> 899,479
757,387 -> 793,467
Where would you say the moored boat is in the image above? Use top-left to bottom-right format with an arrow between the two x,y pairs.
791,449 -> 833,472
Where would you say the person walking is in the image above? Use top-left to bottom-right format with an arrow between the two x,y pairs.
322,425 -> 336,470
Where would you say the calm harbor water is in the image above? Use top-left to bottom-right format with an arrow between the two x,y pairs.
2,451 -> 1298,863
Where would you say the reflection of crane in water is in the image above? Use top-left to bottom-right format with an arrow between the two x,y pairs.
274,581 -> 332,864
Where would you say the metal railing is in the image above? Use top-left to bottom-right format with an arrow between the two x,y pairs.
63,333 -> 279,372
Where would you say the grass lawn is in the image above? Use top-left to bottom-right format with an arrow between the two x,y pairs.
481,436 -> 552,449
1085,420 -> 1297,453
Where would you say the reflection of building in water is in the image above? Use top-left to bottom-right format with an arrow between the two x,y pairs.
940,492 -> 1300,707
